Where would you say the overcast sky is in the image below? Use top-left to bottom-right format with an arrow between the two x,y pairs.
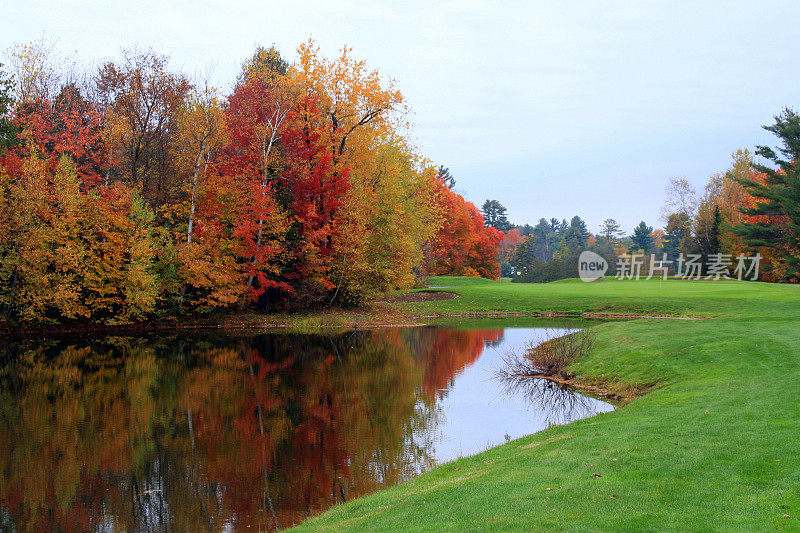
3,0 -> 798,232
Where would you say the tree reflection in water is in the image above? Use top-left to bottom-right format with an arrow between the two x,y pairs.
0,328 -> 505,531
494,374 -> 604,427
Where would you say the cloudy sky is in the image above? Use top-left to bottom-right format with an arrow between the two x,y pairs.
3,0 -> 798,231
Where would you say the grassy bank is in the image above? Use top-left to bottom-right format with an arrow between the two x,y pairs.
293,277 -> 800,531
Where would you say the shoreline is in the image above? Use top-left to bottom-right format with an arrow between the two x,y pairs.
0,310 -> 703,338
1,306 -> 708,338
512,372 -> 652,403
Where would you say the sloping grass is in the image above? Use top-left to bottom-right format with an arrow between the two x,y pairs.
292,277 -> 800,531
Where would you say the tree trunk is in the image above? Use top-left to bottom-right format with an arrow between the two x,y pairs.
186,148 -> 204,244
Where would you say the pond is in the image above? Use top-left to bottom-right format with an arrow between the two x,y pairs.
0,326 -> 613,531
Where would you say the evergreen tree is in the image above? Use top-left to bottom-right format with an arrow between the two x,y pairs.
663,212 -> 691,260
734,108 -> 800,280
436,165 -> 455,189
532,218 -> 557,262
517,223 -> 534,237
709,205 -> 722,255
481,199 -> 513,231
630,221 -> 654,253
599,218 -> 624,242
569,215 -> 590,245
510,235 -> 536,274
562,215 -> 590,253
239,45 -> 289,84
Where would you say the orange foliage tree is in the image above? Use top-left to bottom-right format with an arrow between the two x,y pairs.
702,149 -> 785,281
499,228 -> 522,264
424,181 -> 503,279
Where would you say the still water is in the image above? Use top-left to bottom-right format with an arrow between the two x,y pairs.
0,326 -> 612,531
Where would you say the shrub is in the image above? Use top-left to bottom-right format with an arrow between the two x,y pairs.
497,327 -> 596,378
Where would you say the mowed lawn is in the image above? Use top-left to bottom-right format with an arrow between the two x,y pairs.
293,277 -> 800,532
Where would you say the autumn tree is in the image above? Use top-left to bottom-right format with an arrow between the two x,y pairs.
83,183 -> 159,321
172,85 -> 226,243
0,153 -> 158,322
161,84 -> 244,311
278,95 -> 350,304
225,46 -> 296,187
222,46 -> 300,307
498,228 -> 522,277
499,228 -> 522,263
330,139 -> 437,300
96,50 -> 192,203
4,37 -> 63,103
705,150 -> 756,229
425,183 -> 502,279
292,40 -> 432,303
11,83 -> 107,187
3,155 -> 79,320
294,39 -> 404,165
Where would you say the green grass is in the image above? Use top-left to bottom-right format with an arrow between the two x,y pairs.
292,277 -> 800,531
417,275 -> 800,318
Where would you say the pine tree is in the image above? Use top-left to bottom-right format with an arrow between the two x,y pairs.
708,205 -> 722,255
630,221 -> 654,253
734,108 -> 800,280
480,199 -> 513,231
532,218 -> 556,262
510,235 -> 537,275
599,218 -> 624,242
560,215 -> 590,254
436,165 -> 455,189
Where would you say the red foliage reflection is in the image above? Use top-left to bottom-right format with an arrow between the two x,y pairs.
0,328 -> 502,531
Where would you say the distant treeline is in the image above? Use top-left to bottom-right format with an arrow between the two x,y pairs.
483,110 -> 800,283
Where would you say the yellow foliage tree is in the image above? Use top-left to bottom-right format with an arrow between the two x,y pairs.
293,41 -> 433,303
